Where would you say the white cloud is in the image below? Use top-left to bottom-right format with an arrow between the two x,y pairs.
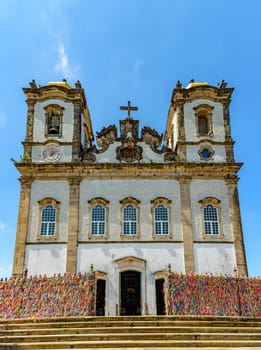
55,42 -> 79,80
40,5 -> 80,82
0,221 -> 5,231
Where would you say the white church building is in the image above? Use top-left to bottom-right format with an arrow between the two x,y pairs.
12,79 -> 247,315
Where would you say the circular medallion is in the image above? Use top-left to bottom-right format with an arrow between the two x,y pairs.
42,144 -> 62,162
198,146 -> 214,160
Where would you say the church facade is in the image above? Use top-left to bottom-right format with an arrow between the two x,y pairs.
12,79 -> 247,316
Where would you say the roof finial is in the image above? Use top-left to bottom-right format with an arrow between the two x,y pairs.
120,100 -> 138,120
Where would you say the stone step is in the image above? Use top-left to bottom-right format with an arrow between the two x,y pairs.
0,339 -> 261,349
1,319 -> 261,329
0,316 -> 260,349
1,332 -> 261,343
1,315 -> 261,323
2,325 -> 261,336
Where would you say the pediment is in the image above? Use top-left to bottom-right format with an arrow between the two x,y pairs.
114,256 -> 146,271
82,116 -> 176,163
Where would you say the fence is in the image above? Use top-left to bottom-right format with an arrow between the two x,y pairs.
0,268 -> 96,319
164,267 -> 261,317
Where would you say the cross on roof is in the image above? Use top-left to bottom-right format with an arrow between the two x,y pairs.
120,100 -> 138,120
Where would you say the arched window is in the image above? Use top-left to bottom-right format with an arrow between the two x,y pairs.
91,204 -> 105,235
41,204 -> 56,235
120,197 -> 140,238
199,198 -> 222,237
88,198 -> 109,239
44,104 -> 64,137
154,204 -> 169,235
198,116 -> 209,135
123,204 -> 137,235
38,198 -> 60,238
151,197 -> 172,238
194,104 -> 214,137
48,114 -> 61,134
204,204 -> 219,235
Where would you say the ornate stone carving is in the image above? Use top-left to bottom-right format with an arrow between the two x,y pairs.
141,126 -> 162,149
164,150 -> 177,162
116,135 -> 142,163
96,125 -> 117,150
83,150 -> 96,163
120,119 -> 139,139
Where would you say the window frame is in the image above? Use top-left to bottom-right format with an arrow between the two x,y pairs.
120,197 -> 140,239
151,197 -> 172,239
198,145 -> 215,161
194,104 -> 214,137
44,104 -> 64,138
88,198 -> 109,239
199,197 -> 223,238
37,198 -> 60,240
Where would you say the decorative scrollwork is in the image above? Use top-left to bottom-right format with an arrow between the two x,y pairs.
164,151 -> 177,162
83,150 -> 96,163
116,137 -> 143,163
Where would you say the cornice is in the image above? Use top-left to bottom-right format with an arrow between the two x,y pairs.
193,240 -> 234,244
171,85 -> 234,105
15,161 -> 243,179
23,82 -> 87,106
77,240 -> 184,244
26,241 -> 67,245
176,140 -> 235,146
22,140 -> 80,147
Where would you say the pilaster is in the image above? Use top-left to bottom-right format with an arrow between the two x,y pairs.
176,104 -> 187,161
178,177 -> 195,273
66,177 -> 81,273
23,102 -> 35,159
226,177 -> 248,276
223,102 -> 235,162
72,103 -> 82,161
12,178 -> 32,276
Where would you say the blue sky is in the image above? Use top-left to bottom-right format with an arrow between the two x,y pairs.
0,0 -> 260,277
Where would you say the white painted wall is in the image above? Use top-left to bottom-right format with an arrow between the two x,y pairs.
33,99 -> 74,143
95,142 -> 166,163
78,179 -> 183,241
25,244 -> 67,276
190,179 -> 233,241
77,242 -> 184,315
194,243 -> 236,275
183,99 -> 225,142
31,145 -> 72,163
27,180 -> 69,242
173,110 -> 178,150
186,144 -> 227,162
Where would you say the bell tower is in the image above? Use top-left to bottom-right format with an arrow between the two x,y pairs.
165,80 -> 247,276
165,80 -> 234,163
12,80 -> 94,276
22,79 -> 93,164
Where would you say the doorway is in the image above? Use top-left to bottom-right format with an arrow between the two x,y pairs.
120,270 -> 141,315
96,279 -> 106,316
155,278 -> 165,315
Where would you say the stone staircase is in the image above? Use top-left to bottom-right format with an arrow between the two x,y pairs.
0,315 -> 261,349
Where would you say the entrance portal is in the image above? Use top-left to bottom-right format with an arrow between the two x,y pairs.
120,271 -> 141,315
